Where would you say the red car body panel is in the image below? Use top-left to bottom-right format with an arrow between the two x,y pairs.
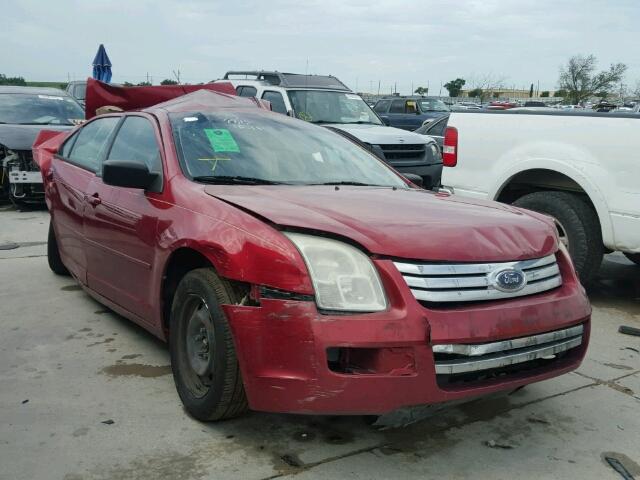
33,90 -> 591,415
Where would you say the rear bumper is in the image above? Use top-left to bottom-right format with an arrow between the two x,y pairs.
224,252 -> 591,415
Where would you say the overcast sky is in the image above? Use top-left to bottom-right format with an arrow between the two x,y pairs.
2,0 -> 638,94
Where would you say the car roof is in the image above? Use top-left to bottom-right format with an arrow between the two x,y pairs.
143,89 -> 266,114
223,71 -> 351,91
0,86 -> 70,96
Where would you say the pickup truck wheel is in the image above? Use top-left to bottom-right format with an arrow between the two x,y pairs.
624,253 -> 640,266
47,222 -> 69,275
513,191 -> 603,283
169,268 -> 248,421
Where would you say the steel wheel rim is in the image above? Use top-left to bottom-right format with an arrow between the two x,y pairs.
182,294 -> 214,398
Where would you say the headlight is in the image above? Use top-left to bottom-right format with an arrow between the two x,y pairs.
284,233 -> 387,312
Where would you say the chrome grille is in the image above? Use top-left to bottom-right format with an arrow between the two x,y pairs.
394,254 -> 562,303
433,324 -> 584,374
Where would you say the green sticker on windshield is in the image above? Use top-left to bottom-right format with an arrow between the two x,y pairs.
204,128 -> 240,153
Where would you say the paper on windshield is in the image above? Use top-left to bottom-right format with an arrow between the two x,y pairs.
38,95 -> 64,101
345,94 -> 360,100
204,128 -> 240,153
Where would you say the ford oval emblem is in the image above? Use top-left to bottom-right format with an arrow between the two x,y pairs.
492,268 -> 527,292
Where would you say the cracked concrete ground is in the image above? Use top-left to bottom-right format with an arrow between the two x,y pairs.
1,207 -> 639,480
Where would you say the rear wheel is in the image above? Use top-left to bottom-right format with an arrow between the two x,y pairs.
169,268 -> 247,421
513,191 -> 603,283
47,221 -> 69,275
624,253 -> 640,266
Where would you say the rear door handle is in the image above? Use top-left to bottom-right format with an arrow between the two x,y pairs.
87,193 -> 102,207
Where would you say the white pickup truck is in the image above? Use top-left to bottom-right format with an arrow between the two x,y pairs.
440,110 -> 640,282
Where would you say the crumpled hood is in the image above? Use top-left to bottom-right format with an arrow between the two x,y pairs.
0,124 -> 72,151
205,186 -> 557,262
327,123 -> 429,145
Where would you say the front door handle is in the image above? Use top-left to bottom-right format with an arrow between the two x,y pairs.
87,193 -> 101,207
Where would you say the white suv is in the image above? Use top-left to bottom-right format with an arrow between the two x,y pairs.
216,71 -> 442,189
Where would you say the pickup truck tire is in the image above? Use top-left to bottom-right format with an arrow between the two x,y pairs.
47,222 -> 69,275
170,268 -> 248,421
513,191 -> 602,283
624,253 -> 640,266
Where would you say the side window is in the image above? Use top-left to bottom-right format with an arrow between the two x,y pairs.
237,86 -> 257,98
373,100 -> 390,113
405,101 -> 417,114
389,99 -> 405,113
107,116 -> 162,174
261,91 -> 287,114
67,117 -> 120,172
427,117 -> 448,137
60,131 -> 79,158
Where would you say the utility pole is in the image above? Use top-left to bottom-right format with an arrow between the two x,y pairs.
377,80 -> 380,96
411,81 -> 414,95
173,69 -> 181,84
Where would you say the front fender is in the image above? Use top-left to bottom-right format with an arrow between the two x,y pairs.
491,157 -> 613,249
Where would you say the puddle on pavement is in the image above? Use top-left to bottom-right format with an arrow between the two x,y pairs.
61,285 -> 82,292
101,363 -> 171,378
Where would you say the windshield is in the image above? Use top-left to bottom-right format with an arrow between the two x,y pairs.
0,93 -> 84,125
418,99 -> 449,112
287,90 -> 382,125
170,110 -> 406,187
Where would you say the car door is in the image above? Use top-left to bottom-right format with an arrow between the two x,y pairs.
49,117 -> 120,284
83,114 -> 164,322
386,99 -> 410,129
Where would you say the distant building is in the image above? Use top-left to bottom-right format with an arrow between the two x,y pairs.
461,88 -> 557,99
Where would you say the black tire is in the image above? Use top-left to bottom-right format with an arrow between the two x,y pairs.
169,268 -> 247,421
624,253 -> 640,266
513,191 -> 603,283
47,222 -> 69,275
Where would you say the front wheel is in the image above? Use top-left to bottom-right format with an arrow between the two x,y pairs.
47,221 -> 69,275
624,253 -> 640,266
169,268 -> 247,421
513,191 -> 603,283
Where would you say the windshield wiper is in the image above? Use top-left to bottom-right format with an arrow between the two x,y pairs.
15,121 -> 71,126
340,121 -> 381,125
309,120 -> 334,124
311,181 -> 384,186
192,175 -> 284,185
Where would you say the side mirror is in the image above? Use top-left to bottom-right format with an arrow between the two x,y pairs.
403,173 -> 424,188
103,160 -> 158,190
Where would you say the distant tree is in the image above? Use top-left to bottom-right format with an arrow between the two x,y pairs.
443,78 -> 466,97
414,86 -> 428,95
0,74 -> 27,86
540,91 -> 550,97
468,88 -> 483,99
467,73 -> 507,102
160,78 -> 178,85
136,81 -> 152,86
553,89 -> 567,97
529,83 -> 534,98
558,54 -> 627,104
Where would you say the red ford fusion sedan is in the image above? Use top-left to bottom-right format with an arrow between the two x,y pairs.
34,90 -> 590,421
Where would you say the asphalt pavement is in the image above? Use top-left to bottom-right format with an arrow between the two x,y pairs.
1,206 -> 639,480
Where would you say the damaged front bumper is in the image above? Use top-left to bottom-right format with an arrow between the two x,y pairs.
223,256 -> 591,415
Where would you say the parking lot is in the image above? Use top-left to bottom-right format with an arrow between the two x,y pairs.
0,206 -> 638,480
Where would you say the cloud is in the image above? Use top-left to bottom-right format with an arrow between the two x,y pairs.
1,0 -> 638,93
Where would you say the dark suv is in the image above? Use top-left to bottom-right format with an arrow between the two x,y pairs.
374,96 -> 450,131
